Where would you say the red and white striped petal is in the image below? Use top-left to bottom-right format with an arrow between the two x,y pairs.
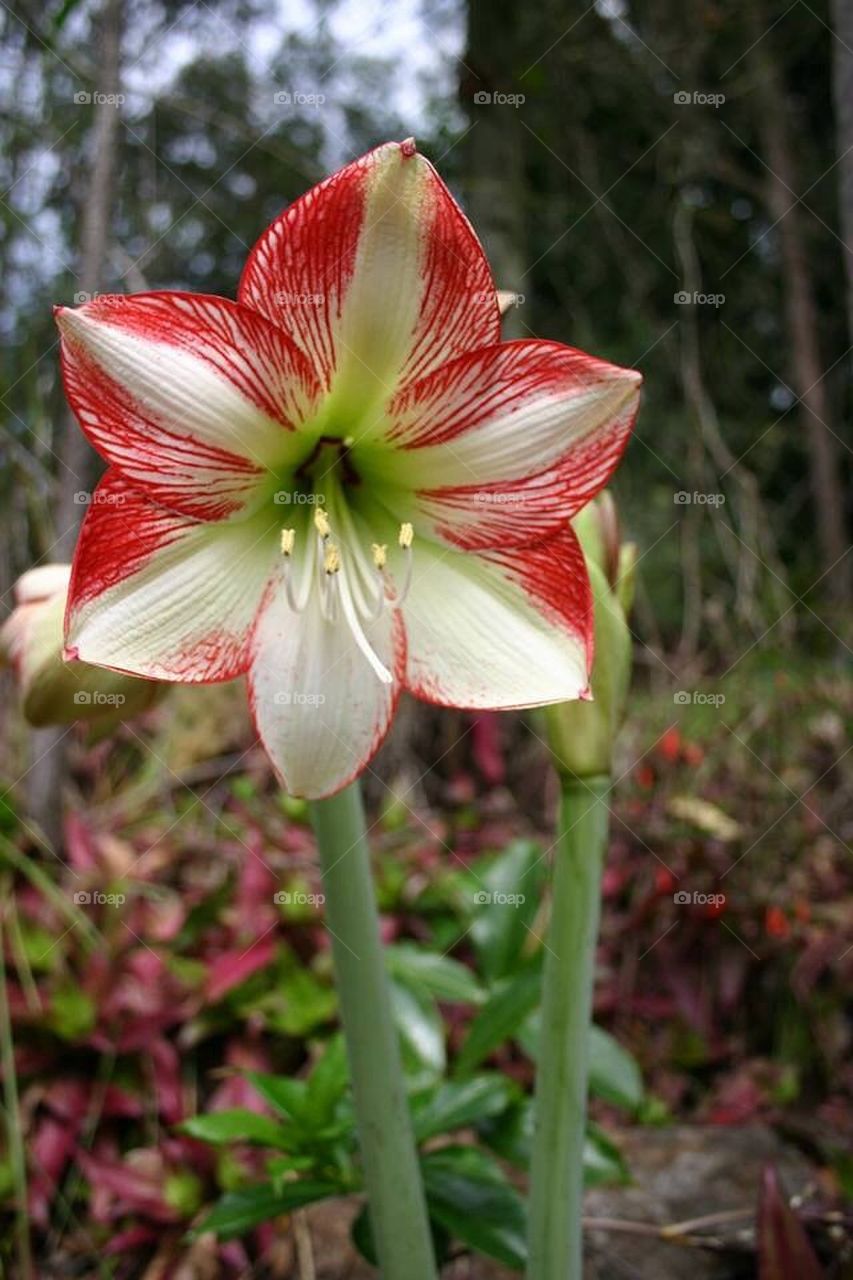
401,524 -> 593,708
56,293 -> 321,521
238,141 -> 500,419
248,571 -> 406,799
66,472 -> 279,681
375,341 -> 641,550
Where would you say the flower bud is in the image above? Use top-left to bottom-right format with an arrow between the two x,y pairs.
1,564 -> 163,728
545,495 -> 634,780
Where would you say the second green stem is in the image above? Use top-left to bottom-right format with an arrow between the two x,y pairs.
526,775 -> 611,1280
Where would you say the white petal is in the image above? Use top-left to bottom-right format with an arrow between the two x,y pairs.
66,472 -> 279,680
400,527 -> 592,708
57,293 -> 319,520
248,568 -> 405,799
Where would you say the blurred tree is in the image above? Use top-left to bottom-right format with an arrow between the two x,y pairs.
831,1 -> 853,342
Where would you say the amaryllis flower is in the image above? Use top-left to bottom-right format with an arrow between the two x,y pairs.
56,140 -> 640,798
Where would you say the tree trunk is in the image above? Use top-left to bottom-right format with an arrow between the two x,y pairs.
28,0 -> 123,850
754,29 -> 850,605
462,0 -> 527,339
54,0 -> 123,559
831,0 -> 853,342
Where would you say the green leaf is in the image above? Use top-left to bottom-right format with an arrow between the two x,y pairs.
391,978 -> 446,1083
304,1034 -> 349,1127
256,967 -> 337,1037
196,1181 -> 337,1238
351,1202 -> 452,1268
469,840 -> 547,982
584,1124 -> 630,1188
267,1154 -> 318,1185
48,984 -> 97,1040
479,1099 -> 628,1188
478,1097 -> 534,1168
179,1109 -> 290,1149
588,1025 -> 643,1110
454,967 -> 540,1077
412,1075 -> 517,1143
246,1072 -> 308,1122
386,943 -> 485,1005
421,1146 -> 527,1269
518,1014 -> 643,1112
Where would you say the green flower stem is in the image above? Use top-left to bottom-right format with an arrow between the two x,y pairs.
309,783 -> 436,1280
526,775 -> 611,1280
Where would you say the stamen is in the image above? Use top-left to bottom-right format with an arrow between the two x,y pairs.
324,542 -> 341,574
372,543 -> 387,570
281,529 -> 312,613
314,508 -> 331,540
398,522 -> 414,550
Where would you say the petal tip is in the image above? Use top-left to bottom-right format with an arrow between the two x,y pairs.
399,137 -> 417,159
62,644 -> 80,662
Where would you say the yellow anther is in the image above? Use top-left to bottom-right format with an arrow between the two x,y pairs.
372,543 -> 388,570
398,522 -> 414,550
314,508 -> 331,539
280,528 -> 295,557
324,542 -> 341,575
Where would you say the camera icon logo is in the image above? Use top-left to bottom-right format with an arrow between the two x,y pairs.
73,890 -> 92,904
73,691 -> 92,704
74,90 -> 92,104
473,91 -> 492,105
473,890 -> 492,905
673,690 -> 691,705
273,491 -> 292,504
673,491 -> 691,505
274,91 -> 292,105
673,891 -> 691,904
673,290 -> 691,304
273,891 -> 291,904
673,91 -> 691,105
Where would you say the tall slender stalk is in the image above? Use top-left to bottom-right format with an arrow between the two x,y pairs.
0,877 -> 33,1279
526,776 -> 610,1280
309,783 -> 436,1280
